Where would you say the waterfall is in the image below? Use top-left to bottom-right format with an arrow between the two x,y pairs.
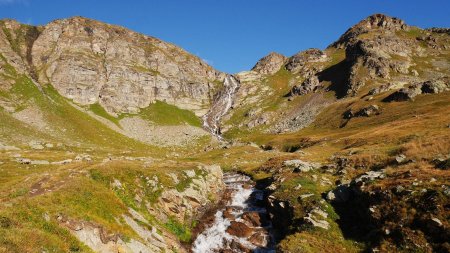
202,75 -> 240,140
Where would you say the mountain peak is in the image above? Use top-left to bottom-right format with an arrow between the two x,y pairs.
330,13 -> 409,48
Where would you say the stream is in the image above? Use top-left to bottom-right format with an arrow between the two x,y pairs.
191,173 -> 275,253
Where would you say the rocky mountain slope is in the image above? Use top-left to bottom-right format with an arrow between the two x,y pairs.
0,14 -> 449,253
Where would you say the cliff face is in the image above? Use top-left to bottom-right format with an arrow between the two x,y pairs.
1,17 -> 225,116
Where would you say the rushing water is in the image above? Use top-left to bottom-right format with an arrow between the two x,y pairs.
202,75 -> 240,140
192,173 -> 275,253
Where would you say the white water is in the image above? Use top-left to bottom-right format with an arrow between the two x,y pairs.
192,173 -> 275,253
202,75 -> 240,140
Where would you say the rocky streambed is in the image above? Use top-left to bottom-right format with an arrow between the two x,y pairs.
191,173 -> 275,253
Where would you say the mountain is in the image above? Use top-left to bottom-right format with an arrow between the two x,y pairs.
0,14 -> 449,253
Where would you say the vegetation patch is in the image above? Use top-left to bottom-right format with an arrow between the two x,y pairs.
138,100 -> 202,127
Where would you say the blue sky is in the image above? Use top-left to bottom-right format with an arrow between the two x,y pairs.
1,0 -> 449,73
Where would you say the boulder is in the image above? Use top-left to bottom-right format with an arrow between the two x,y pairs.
384,79 -> 449,102
355,170 -> 386,183
30,160 -> 50,165
384,84 -> 422,101
226,221 -> 254,238
433,157 -> 450,170
304,214 -> 330,230
395,154 -> 407,164
223,207 -> 235,221
421,79 -> 449,94
346,105 -> 381,119
16,158 -> 31,164
248,231 -> 269,247
355,105 -> 381,117
283,159 -> 319,172
29,140 -> 44,150
242,212 -> 262,227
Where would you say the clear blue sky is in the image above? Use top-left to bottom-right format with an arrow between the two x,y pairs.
1,0 -> 449,73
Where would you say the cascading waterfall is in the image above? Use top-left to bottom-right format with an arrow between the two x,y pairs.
192,173 -> 275,253
202,75 -> 240,140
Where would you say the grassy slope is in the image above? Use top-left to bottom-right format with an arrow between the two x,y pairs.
89,100 -> 202,128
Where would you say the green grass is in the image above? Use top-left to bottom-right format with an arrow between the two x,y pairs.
164,217 -> 192,242
0,53 -> 18,78
138,100 -> 202,127
89,103 -> 122,126
89,99 -> 203,128
398,27 -> 424,38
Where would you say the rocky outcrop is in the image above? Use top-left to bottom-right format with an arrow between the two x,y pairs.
343,35 -> 415,96
1,17 -> 225,116
426,27 -> 450,35
58,165 -> 224,253
368,82 -> 407,95
344,104 -> 382,119
384,78 -> 449,102
285,48 -> 327,75
59,216 -> 164,253
288,75 -> 321,96
251,52 -> 287,75
151,165 -> 224,223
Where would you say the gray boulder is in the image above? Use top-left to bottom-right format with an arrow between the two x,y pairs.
283,159 -> 320,172
421,79 -> 449,94
384,84 -> 422,102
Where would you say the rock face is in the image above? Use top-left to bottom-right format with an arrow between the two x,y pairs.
1,17 -> 225,116
251,52 -> 287,75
